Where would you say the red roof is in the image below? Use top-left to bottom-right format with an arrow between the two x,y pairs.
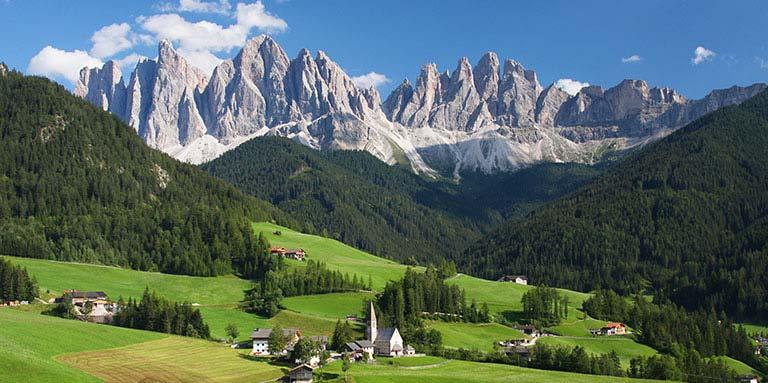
606,322 -> 625,328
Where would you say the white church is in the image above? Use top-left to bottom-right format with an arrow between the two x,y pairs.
365,302 -> 415,356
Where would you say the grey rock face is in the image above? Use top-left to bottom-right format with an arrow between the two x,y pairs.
76,38 -> 767,175
75,61 -> 126,118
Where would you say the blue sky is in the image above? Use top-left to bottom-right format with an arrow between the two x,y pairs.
1,0 -> 766,98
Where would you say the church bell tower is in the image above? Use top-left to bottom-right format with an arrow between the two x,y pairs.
366,301 -> 377,342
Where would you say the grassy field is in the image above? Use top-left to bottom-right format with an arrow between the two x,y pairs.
538,336 -> 658,367
253,222 -> 419,290
713,356 -> 760,375
319,358 -> 664,383
446,274 -> 591,315
742,323 -> 768,336
427,321 -> 527,352
547,318 -> 610,336
0,308 -> 165,383
5,255 -> 250,305
282,291 -> 374,319
58,337 -> 284,383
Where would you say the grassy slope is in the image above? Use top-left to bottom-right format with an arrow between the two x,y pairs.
427,321 -> 527,352
538,336 -> 658,367
0,308 -> 164,383
320,358 -> 664,383
282,292 -> 374,319
446,274 -> 591,314
253,222 -> 420,290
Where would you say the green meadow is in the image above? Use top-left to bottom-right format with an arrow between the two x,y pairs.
253,222 -> 419,289
427,321 -> 527,352
319,357 -> 665,383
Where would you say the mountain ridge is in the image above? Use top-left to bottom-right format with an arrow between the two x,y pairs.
76,36 -> 766,176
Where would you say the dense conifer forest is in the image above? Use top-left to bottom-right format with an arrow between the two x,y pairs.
462,90 -> 768,320
0,69 -> 283,276
202,136 -> 601,265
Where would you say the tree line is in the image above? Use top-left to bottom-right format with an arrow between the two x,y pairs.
111,288 -> 210,338
0,257 -> 38,302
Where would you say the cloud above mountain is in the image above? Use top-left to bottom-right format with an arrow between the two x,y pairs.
27,0 -> 288,83
692,46 -> 716,65
554,78 -> 589,96
351,72 -> 390,89
621,54 -> 642,63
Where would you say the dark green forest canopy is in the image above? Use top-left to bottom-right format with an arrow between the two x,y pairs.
0,69 -> 282,276
202,136 -> 601,265
461,89 -> 768,319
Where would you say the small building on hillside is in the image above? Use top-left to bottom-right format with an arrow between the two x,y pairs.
54,290 -> 114,323
270,247 -> 307,261
250,328 -> 301,355
603,322 -> 626,335
591,322 -> 627,336
497,275 -> 528,285
514,325 -> 541,338
738,375 -> 760,383
288,364 -> 315,383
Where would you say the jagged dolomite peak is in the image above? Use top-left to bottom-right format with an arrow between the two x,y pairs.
76,36 -> 767,176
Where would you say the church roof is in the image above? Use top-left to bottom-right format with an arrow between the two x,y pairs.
376,328 -> 399,341
356,340 -> 374,348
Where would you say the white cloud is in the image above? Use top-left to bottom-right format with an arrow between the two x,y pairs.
90,23 -> 136,59
351,72 -> 390,89
554,78 -> 590,96
177,48 -> 224,75
621,54 -> 642,63
28,46 -> 103,83
157,0 -> 232,15
692,46 -> 716,65
235,1 -> 288,33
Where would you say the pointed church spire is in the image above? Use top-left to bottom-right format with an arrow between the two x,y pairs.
366,301 -> 378,342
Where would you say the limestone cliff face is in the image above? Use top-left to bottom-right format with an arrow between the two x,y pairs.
76,37 -> 766,176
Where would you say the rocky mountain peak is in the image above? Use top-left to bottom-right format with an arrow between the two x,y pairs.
473,52 -> 500,105
0,62 -> 7,77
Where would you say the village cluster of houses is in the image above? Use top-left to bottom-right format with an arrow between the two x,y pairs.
270,246 -> 307,261
1,299 -> 30,307
252,302 -> 418,382
755,336 -> 768,356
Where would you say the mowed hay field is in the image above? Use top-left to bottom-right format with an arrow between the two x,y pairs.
0,309 -> 164,383
282,291 -> 374,319
253,222 -> 420,289
319,358 -> 663,383
57,337 -> 284,383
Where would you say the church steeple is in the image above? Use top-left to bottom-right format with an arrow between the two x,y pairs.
366,301 -> 378,342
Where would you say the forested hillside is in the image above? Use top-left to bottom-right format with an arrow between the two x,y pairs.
462,89 -> 768,319
203,137 -> 601,264
0,67 -> 281,276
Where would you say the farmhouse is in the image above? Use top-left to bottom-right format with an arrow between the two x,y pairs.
738,376 -> 760,383
514,324 -> 541,338
270,246 -> 307,261
250,327 -> 301,355
288,364 -> 315,383
54,290 -> 114,323
292,335 -> 329,366
590,322 -> 627,336
497,275 -> 528,285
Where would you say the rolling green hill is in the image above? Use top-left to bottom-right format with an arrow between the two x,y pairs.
0,68 -> 280,277
462,89 -> 768,319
